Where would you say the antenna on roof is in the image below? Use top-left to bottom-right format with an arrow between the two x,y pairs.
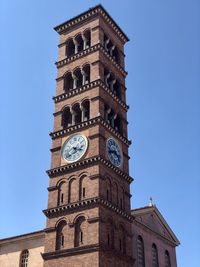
149,197 -> 153,207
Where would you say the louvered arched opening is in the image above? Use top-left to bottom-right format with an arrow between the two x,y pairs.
20,250 -> 29,267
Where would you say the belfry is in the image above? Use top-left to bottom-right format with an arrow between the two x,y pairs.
43,4 -> 134,267
0,5 -> 180,267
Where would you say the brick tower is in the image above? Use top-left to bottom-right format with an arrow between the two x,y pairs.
43,5 -> 134,267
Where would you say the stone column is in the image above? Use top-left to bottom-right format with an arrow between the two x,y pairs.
110,79 -> 116,91
105,73 -> 110,87
71,108 -> 76,126
80,104 -> 85,122
83,35 -> 88,50
81,70 -> 87,85
110,45 -> 115,57
105,108 -> 111,123
105,38 -> 110,51
72,74 -> 78,89
73,38 -> 78,54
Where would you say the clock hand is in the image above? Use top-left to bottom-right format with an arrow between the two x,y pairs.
77,143 -> 84,151
109,149 -> 120,161
65,146 -> 76,157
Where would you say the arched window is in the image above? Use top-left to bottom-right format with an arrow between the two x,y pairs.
73,68 -> 82,88
137,236 -> 145,267
83,30 -> 91,49
114,114 -> 121,134
112,46 -> 120,64
56,220 -> 67,250
81,100 -> 90,122
72,103 -> 82,125
63,72 -> 73,92
74,216 -> 86,247
20,250 -> 29,267
75,34 -> 84,53
113,79 -> 121,99
62,107 -> 72,129
107,73 -> 115,91
82,65 -> 90,85
164,250 -> 171,267
152,243 -> 159,267
66,38 -> 75,57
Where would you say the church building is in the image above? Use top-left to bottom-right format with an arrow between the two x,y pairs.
0,5 -> 179,267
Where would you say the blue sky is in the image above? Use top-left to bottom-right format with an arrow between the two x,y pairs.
0,0 -> 199,266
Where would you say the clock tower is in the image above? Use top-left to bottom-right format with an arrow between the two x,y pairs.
42,5 -> 134,267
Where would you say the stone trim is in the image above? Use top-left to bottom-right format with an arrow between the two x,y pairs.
50,116 -> 131,146
43,197 -> 133,222
0,230 -> 44,244
47,186 -> 57,192
42,243 -> 100,260
133,220 -> 177,247
54,4 -> 129,43
53,79 -> 129,111
46,156 -> 133,183
50,146 -> 61,153
87,217 -> 100,223
55,43 -> 127,77
44,227 -> 55,233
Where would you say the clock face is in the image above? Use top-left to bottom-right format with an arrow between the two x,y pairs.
61,134 -> 88,163
106,138 -> 123,167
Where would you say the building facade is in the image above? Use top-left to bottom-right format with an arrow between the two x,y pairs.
0,5 -> 179,267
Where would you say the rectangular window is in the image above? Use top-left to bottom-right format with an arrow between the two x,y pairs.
82,187 -> 86,198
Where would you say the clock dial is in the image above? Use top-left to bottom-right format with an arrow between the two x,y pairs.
61,134 -> 88,163
106,138 -> 123,167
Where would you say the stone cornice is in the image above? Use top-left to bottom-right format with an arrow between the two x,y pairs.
42,243 -> 100,260
43,197 -> 133,222
54,4 -> 129,43
55,43 -> 127,77
50,116 -> 131,147
53,79 -> 129,111
46,156 -> 133,183
42,243 -> 134,263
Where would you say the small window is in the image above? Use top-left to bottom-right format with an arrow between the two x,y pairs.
119,238 -> 122,251
20,250 -> 29,267
80,230 -> 83,244
61,193 -> 64,204
106,189 -> 109,200
107,233 -> 110,246
82,187 -> 86,198
120,198 -> 123,209
61,233 -> 64,247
